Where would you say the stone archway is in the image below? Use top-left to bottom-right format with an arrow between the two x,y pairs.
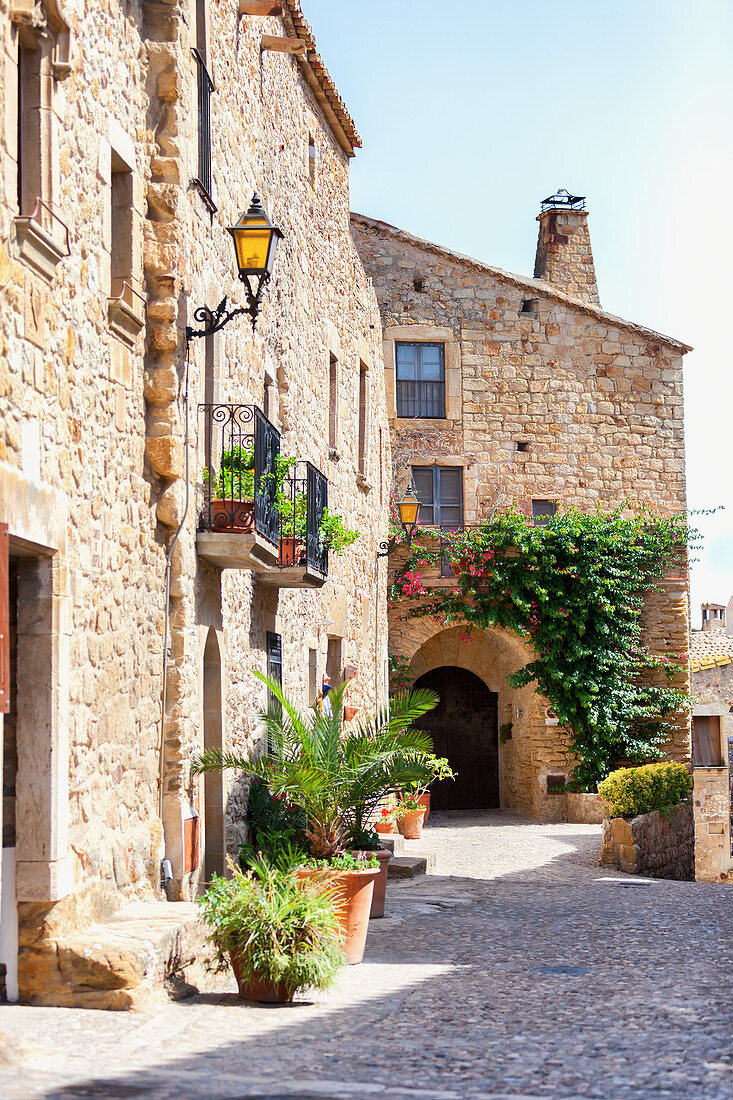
202,629 -> 225,882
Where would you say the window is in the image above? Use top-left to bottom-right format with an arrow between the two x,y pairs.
412,466 -> 463,528
357,362 -> 368,475
326,637 -> 342,688
17,39 -> 42,217
692,716 -> 723,767
328,354 -> 338,450
110,154 -> 133,298
396,343 -> 445,418
307,133 -> 317,186
192,3 -> 215,211
532,499 -> 557,525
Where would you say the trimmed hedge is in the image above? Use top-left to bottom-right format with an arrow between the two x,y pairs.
598,761 -> 692,819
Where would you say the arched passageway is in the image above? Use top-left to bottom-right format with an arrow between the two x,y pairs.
414,666 -> 499,810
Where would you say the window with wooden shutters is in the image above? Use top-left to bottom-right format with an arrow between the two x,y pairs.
396,343 -> 446,418
412,466 -> 463,529
692,716 -> 723,767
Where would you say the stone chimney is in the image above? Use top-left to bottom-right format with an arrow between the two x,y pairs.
534,190 -> 600,306
701,603 -> 726,632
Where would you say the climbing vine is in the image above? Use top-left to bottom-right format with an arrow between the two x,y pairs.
390,504 -> 694,789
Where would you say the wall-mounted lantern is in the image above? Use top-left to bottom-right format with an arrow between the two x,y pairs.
186,193 -> 283,342
377,482 -> 422,558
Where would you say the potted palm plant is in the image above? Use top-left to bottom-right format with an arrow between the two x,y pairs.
198,856 -> 344,1003
192,672 -> 438,963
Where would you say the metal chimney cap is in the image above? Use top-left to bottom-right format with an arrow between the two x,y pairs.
540,189 -> 586,212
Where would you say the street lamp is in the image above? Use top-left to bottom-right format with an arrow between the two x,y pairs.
377,482 -> 422,557
186,193 -> 283,342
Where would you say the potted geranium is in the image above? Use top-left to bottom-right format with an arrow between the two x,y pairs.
193,672 -> 438,963
375,802 -> 396,835
198,857 -> 344,1003
396,794 -> 427,840
403,753 -> 456,823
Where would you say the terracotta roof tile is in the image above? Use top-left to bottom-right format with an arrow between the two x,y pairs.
690,630 -> 733,673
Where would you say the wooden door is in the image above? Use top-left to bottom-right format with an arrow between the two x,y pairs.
415,666 -> 499,810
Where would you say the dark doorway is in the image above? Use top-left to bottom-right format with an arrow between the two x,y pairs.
203,629 -> 224,882
414,666 -> 499,810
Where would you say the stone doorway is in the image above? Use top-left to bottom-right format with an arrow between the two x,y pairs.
414,666 -> 499,810
202,629 -> 225,883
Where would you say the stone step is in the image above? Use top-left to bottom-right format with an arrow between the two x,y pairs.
378,833 -> 405,856
387,850 -> 437,879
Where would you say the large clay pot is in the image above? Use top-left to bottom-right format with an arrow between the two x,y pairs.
397,808 -> 426,840
229,952 -> 294,1003
352,849 -> 391,919
296,866 -> 378,964
280,536 -> 305,566
418,792 -> 431,822
210,499 -> 254,531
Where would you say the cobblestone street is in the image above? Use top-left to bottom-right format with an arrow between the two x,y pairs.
1,813 -> 731,1100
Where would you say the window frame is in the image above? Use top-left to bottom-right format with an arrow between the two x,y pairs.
395,342 -> 446,419
191,47 -> 216,213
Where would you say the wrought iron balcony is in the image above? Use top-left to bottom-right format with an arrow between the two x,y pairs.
262,461 -> 329,589
196,403 -> 281,570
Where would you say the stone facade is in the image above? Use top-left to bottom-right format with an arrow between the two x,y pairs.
690,621 -> 733,883
0,0 -> 390,1003
601,802 -> 694,881
352,201 -> 691,821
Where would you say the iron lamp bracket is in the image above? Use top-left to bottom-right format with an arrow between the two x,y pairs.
185,273 -> 271,342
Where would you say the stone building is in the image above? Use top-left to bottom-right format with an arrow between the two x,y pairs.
352,192 -> 691,822
0,0 -> 390,1005
690,605 -> 733,882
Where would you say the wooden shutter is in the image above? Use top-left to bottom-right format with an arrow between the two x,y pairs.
411,467 -> 434,525
437,467 -> 463,529
0,524 -> 9,713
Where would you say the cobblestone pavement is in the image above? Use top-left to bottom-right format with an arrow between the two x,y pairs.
1,811 -> 732,1100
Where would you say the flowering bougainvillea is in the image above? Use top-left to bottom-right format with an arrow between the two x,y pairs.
390,504 -> 695,789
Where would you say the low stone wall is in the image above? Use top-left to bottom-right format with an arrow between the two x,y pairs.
566,793 -> 606,825
601,802 -> 694,880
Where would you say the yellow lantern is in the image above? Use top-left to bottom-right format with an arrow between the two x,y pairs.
397,483 -> 421,542
227,193 -> 283,279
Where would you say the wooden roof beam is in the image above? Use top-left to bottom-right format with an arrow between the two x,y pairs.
239,1 -> 283,15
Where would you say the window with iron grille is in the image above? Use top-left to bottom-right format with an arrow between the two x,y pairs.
396,343 -> 445,418
191,48 -> 215,212
532,499 -> 557,525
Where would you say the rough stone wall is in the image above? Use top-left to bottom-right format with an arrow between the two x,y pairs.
0,0 -> 389,965
534,208 -> 600,306
353,212 -> 691,816
601,802 -> 694,881
691,668 -> 733,883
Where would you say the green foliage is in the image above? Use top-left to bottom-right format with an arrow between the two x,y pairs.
206,448 -> 294,503
396,794 -> 424,814
240,776 -> 309,867
598,761 -> 692,819
198,857 -> 344,994
301,852 -> 379,870
401,752 -> 455,798
319,508 -> 360,555
192,672 -> 439,859
348,827 -> 382,851
274,491 -> 359,555
499,721 -> 513,744
391,504 -> 694,787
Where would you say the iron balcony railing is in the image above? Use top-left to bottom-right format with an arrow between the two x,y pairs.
396,379 -> 445,419
199,403 -> 280,544
278,461 -> 328,577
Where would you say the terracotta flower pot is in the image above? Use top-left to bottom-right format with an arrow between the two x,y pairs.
210,499 -> 254,531
343,705 -> 359,723
280,536 -> 305,566
296,866 -> 378,964
229,952 -> 294,1003
352,848 -> 391,919
418,792 -> 430,822
375,819 -> 395,835
397,808 -> 426,840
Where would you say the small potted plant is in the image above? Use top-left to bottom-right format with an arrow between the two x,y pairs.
348,826 -> 392,920
374,802 -> 396,835
403,754 -> 456,823
198,857 -> 345,1003
396,794 -> 427,840
205,445 -> 255,531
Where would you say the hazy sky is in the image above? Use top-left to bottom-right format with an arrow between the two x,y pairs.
303,0 -> 733,626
